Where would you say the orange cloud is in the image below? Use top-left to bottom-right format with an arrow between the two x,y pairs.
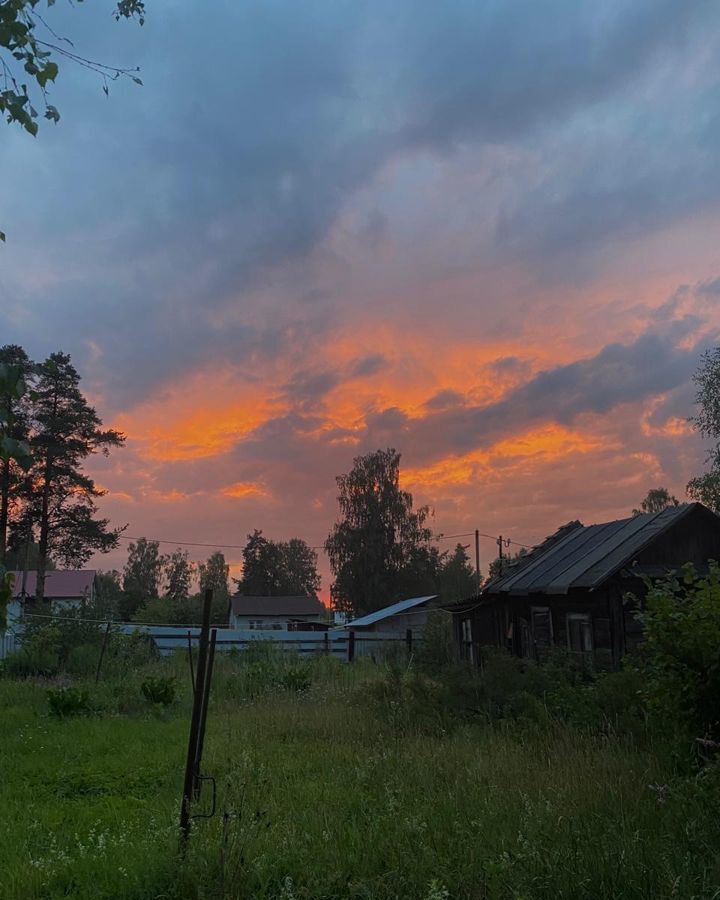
221,481 -> 269,499
402,425 -> 605,490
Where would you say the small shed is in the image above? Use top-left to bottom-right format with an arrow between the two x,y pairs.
229,594 -> 326,631
343,595 -> 438,637
447,503 -> 720,668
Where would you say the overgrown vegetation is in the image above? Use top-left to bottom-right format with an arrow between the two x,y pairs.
2,585 -> 720,899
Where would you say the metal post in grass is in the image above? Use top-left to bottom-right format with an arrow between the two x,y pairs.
180,588 -> 213,844
193,627 -> 217,801
187,629 -> 196,697
406,628 -> 413,656
94,620 -> 112,684
347,630 -> 355,663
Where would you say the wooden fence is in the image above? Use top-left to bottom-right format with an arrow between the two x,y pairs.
118,625 -> 412,661
0,630 -> 17,660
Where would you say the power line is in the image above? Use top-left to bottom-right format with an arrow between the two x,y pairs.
118,529 -> 537,554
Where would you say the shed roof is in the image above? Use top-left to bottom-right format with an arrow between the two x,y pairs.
344,595 -> 438,629
230,595 -> 325,616
485,503 -> 711,596
10,569 -> 96,600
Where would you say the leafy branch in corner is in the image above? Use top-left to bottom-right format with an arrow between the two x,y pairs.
0,0 -> 146,241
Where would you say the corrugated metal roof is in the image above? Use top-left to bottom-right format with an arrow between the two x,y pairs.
230,595 -> 325,616
10,569 -> 96,599
486,504 -> 702,596
344,594 -> 437,628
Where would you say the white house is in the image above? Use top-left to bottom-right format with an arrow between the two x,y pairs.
229,595 -> 326,631
6,569 -> 97,628
343,595 -> 439,637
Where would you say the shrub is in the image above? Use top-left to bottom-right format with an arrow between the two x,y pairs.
141,675 -> 177,706
635,563 -> 720,738
66,642 -> 101,677
416,611 -> 455,672
3,646 -> 59,677
278,664 -> 312,694
47,686 -> 91,718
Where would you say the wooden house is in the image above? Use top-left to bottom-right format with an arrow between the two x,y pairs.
447,503 -> 720,668
229,594 -> 326,631
6,569 -> 97,628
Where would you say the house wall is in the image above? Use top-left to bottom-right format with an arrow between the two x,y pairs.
459,589 -> 617,667
361,608 -> 429,636
230,612 -> 323,631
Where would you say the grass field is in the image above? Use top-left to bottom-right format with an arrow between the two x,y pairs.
1,650 -> 719,900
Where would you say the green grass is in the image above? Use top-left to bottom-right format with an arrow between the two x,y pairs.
1,653 -> 719,899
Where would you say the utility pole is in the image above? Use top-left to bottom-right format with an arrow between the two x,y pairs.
474,529 -> 481,595
497,535 -> 504,575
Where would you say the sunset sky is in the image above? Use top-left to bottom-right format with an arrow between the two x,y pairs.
2,1 -> 720,593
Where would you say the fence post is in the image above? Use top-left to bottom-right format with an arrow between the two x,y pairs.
324,631 -> 329,655
347,630 -> 355,663
406,628 -> 413,656
180,588 -> 213,845
94,620 -> 112,684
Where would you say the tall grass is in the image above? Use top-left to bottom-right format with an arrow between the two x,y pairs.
1,649 -> 719,899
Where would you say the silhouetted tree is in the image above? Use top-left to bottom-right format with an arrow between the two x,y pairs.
237,530 -> 320,599
0,345 -> 33,564
438,543 -> 478,603
122,537 -> 163,619
632,487 -> 679,516
198,551 -> 230,604
325,448 -> 432,616
687,347 -> 720,513
163,548 -> 194,603
22,353 -> 124,602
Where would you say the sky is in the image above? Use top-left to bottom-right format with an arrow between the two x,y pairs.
2,1 -> 720,596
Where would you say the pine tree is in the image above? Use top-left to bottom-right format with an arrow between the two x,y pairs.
0,345 -> 33,565
25,352 -> 125,602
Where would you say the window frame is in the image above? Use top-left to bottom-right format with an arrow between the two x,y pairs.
530,606 -> 554,645
566,613 -> 593,654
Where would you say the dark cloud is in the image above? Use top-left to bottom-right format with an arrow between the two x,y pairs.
2,0 -> 719,407
425,389 -> 465,410
347,354 -> 387,379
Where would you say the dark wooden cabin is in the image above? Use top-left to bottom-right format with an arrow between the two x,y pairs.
448,503 -> 720,668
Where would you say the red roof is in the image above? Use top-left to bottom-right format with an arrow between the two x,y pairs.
10,570 -> 96,600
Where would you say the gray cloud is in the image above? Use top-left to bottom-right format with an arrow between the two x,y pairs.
2,0 -> 719,408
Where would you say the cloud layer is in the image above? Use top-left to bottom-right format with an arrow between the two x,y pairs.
2,1 -> 720,589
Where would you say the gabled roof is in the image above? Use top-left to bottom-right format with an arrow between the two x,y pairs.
230,595 -> 325,617
485,503 -> 714,596
10,570 -> 96,600
344,595 -> 438,628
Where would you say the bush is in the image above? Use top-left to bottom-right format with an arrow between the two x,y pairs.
416,611 -> 455,672
3,646 -> 59,677
636,563 -> 720,738
278,663 -> 312,693
47,686 -> 91,718
141,675 -> 177,706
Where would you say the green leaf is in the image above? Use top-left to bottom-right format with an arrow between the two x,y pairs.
37,61 -> 58,88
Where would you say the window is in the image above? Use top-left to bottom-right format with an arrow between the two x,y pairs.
460,617 -> 474,664
271,622 -> 283,630
248,620 -> 263,630
566,614 -> 593,653
531,607 -> 553,647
